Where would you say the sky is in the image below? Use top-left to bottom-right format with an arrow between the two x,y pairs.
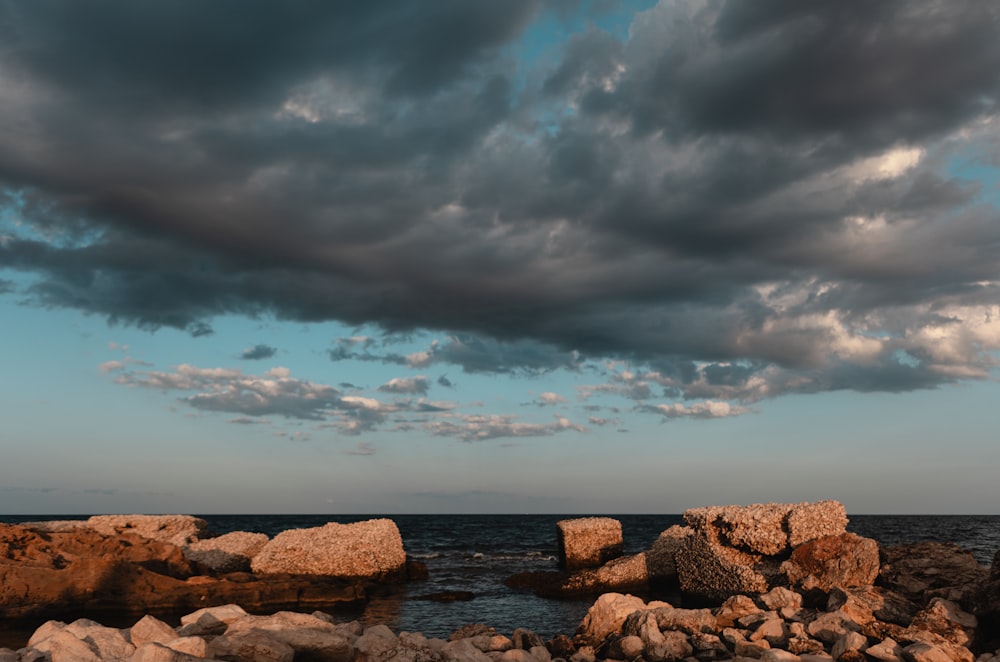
1,0 -> 999,515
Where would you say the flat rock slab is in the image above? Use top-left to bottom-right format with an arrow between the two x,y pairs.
557,517 -> 623,571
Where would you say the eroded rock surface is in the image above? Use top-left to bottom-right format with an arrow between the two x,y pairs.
557,518 -> 624,572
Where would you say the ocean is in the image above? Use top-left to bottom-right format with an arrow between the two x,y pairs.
2,514 -> 998,647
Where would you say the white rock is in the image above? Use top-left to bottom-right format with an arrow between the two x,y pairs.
577,593 -> 648,643
208,630 -> 295,662
130,614 -> 179,647
86,514 -> 207,546
132,641 -> 212,662
184,530 -> 269,573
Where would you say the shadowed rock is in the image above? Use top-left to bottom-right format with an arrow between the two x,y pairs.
557,518 -> 623,572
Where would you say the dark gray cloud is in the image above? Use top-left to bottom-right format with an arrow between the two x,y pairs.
0,278 -> 13,294
2,0 -> 999,408
240,344 -> 277,360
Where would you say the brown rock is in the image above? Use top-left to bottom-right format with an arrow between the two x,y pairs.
879,542 -> 987,606
576,593 -> 648,644
646,525 -> 691,583
557,518 -> 623,572
908,598 -> 976,647
825,586 -> 916,626
785,501 -> 848,548
86,515 -> 208,547
183,531 -> 269,574
649,606 -> 717,635
675,530 -> 776,601
251,519 -> 406,580
715,594 -> 762,628
781,533 -> 880,593
684,503 -> 792,556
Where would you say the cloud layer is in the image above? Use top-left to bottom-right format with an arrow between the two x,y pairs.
2,1 -> 999,417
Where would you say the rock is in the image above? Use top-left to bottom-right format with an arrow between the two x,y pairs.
441,638 -> 493,662
86,515 -> 208,546
132,642 -> 211,662
646,526 -> 692,583
864,637 -> 905,662
683,501 -> 847,556
225,611 -> 354,662
896,627 -> 974,662
879,542 -> 987,606
617,634 -> 644,659
825,586 -> 916,626
355,623 -> 400,662
130,614 -> 180,647
183,530 -> 269,574
649,630 -> 692,662
507,554 -> 650,598
716,595 -> 763,628
903,641 -> 958,662
251,518 -> 406,580
749,618 -> 789,648
760,587 -> 803,611
577,593 -> 648,644
734,638 -> 771,658
830,631 -> 867,660
513,628 -> 545,650
805,609 -> 861,644
208,629 -> 295,662
785,502 -> 849,548
64,618 -> 135,661
675,528 -> 775,601
782,533 -> 880,594
557,518 -> 623,572
649,606 -> 717,635
29,628 -> 102,662
164,637 -> 210,658
760,651 -> 801,662
179,603 -> 249,635
908,598 -> 977,647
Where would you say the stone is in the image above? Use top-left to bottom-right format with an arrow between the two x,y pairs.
513,629 -> 545,650
646,526 -> 692,583
441,638 -> 493,662
716,595 -> 763,628
132,642 -> 211,662
577,593 -> 648,644
650,607 -> 717,635
165,637 -> 210,658
675,531 -> 775,601
902,642 -> 956,662
879,542 -> 987,605
63,618 -> 135,661
557,518 -> 624,572
29,629 -> 102,662
179,603 -> 248,635
748,619 -> 788,648
86,514 -> 208,546
355,624 -> 400,662
501,650 -> 534,662
226,611 -> 354,662
786,637 -> 825,655
785,501 -> 848,548
806,610 -> 861,644
618,635 -> 644,659
208,630 -> 295,662
251,518 -> 406,580
830,631 -> 867,660
183,530 -> 269,573
781,533 -> 880,593
908,597 -> 976,647
825,586 -> 916,627
734,638 -> 770,658
649,630 -> 692,662
130,614 -> 179,647
864,637 -> 905,662
760,587 -> 803,611
684,503 -> 792,556
896,628 -> 974,662
760,651 -> 801,662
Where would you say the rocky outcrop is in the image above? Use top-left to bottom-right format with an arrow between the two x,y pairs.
644,525 -> 690,585
183,531 -> 270,574
85,515 -> 208,547
251,518 -> 406,581
557,518 -> 623,572
674,500 -> 877,602
879,541 -> 988,606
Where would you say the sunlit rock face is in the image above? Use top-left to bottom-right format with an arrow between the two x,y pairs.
557,517 -> 624,572
675,500 -> 877,602
251,518 -> 407,581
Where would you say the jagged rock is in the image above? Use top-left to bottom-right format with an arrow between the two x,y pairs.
208,629 -> 295,662
825,586 -> 916,626
760,587 -> 803,611
225,611 -> 354,662
131,642 -> 210,662
28,628 -> 103,662
830,631 -> 868,659
576,593 -> 649,644
908,598 -> 977,647
748,617 -> 789,648
806,609 -> 861,644
683,501 -> 847,556
781,533 -> 880,593
251,518 -> 406,580
130,614 -> 180,647
716,595 -> 763,628
179,603 -> 249,636
645,525 -> 691,583
506,554 -> 651,598
649,606 -> 717,635
164,637 -> 210,658
86,515 -> 208,547
864,637 -> 905,662
675,528 -> 776,601
903,641 -> 959,662
760,650 -> 801,662
896,627 -> 974,662
557,518 -> 623,572
184,530 -> 269,574
354,624 -> 400,662
879,542 -> 987,606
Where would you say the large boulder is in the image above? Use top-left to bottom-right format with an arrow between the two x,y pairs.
645,525 -> 691,585
879,542 -> 988,606
675,500 -> 861,602
184,531 -> 270,574
0,523 -> 366,620
557,518 -> 623,572
251,518 -> 406,580
781,533 -> 880,593
85,515 -> 208,547
576,592 -> 650,644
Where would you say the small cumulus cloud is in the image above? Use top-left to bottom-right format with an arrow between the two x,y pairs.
240,344 -> 278,360
643,400 -> 749,420
98,360 -> 125,373
425,413 -> 585,442
537,391 -> 568,406
378,376 -> 430,395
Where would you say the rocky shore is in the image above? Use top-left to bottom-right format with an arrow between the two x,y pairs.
1,502 -> 998,661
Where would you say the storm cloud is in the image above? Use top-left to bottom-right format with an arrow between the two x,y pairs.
2,0 -> 999,416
